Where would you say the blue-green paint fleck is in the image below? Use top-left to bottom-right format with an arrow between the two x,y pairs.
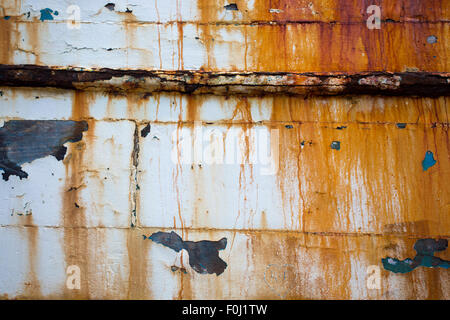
382,239 -> 449,274
39,8 -> 55,21
422,150 -> 436,171
4,16 -> 11,20
331,141 -> 340,150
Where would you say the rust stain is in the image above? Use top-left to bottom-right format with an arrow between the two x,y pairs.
24,18 -> 42,65
0,18 -> 13,64
197,0 -> 220,70
155,0 -> 163,70
117,10 -> 138,68
127,229 -> 152,299
1,0 -> 449,300
22,215 -> 42,298
62,91 -> 93,299
176,0 -> 184,70
179,251 -> 193,300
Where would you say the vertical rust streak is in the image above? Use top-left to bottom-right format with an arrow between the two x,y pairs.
155,0 -> 163,69
127,229 -> 151,299
23,216 -> 42,298
176,0 -> 184,70
0,18 -> 12,64
197,0 -> 218,70
62,91 -> 91,299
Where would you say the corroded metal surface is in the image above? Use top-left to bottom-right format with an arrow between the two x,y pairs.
0,0 -> 448,72
0,0 -> 449,300
0,88 -> 449,299
0,65 -> 449,96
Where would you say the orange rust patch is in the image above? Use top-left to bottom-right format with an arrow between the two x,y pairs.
127,229 -> 152,299
24,19 -> 42,65
0,19 -> 13,64
61,91 -> 93,299
22,216 -> 42,298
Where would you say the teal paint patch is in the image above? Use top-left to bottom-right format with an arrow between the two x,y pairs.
382,239 -> 449,273
39,8 -> 55,21
331,141 -> 341,150
422,150 -> 436,171
4,16 -> 11,20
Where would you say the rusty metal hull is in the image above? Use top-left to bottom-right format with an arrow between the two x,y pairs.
0,0 -> 449,300
0,89 -> 448,299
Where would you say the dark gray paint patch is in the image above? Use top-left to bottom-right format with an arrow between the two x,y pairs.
145,231 -> 228,276
382,238 -> 449,273
140,123 -> 151,138
105,3 -> 115,11
336,126 -> 347,130
0,120 -> 88,181
396,123 -> 407,129
224,4 -> 238,11
285,125 -> 293,129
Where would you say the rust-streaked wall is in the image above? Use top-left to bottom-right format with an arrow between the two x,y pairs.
0,0 -> 449,300
0,0 -> 448,72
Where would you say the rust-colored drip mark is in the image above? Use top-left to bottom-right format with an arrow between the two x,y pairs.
294,117 -> 306,232
175,230 -> 192,300
270,96 -> 292,229
126,229 -> 152,299
186,96 -> 201,229
23,215 -> 42,298
62,91 -> 92,299
230,98 -> 254,235
0,19 -> 12,64
174,96 -> 185,239
118,11 -> 137,68
243,25 -> 248,71
72,90 -> 91,121
155,94 -> 161,121
126,93 -> 149,120
24,18 -> 42,65
317,24 -> 372,72
360,24 -> 384,71
185,95 -> 200,123
177,23 -> 184,70
179,262 -> 193,299
249,23 -> 290,72
425,266 -> 441,300
176,0 -> 184,70
197,0 -> 219,70
155,0 -> 163,69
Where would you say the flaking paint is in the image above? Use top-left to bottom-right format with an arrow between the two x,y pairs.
0,0 -> 449,300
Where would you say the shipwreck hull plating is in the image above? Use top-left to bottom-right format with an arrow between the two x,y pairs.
0,0 -> 448,299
